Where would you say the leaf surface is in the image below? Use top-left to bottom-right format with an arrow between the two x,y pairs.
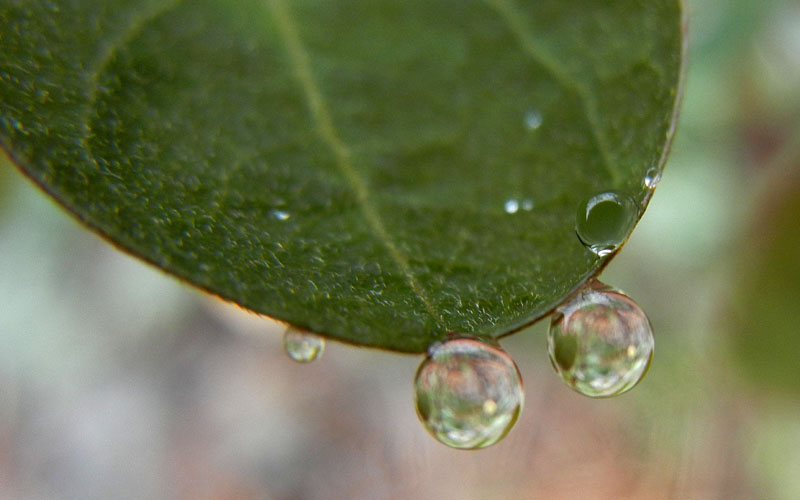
0,0 -> 683,351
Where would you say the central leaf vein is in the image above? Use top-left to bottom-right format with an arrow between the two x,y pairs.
267,0 -> 445,329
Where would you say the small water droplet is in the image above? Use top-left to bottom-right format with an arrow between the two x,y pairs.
521,198 -> 534,211
414,337 -> 523,450
575,191 -> 637,256
547,281 -> 654,398
283,326 -> 325,363
524,110 -> 543,130
644,166 -> 662,189
504,199 -> 520,214
270,209 -> 290,221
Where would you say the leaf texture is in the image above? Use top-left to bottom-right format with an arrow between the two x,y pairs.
0,0 -> 683,351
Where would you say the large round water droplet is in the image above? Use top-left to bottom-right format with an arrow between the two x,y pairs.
548,281 -> 654,398
283,326 -> 325,363
414,337 -> 523,450
575,191 -> 637,256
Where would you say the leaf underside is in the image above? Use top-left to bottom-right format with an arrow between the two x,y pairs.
0,0 -> 683,352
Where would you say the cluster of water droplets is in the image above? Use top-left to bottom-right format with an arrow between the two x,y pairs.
410,280 -> 654,450
278,165 -> 661,450
280,288 -> 654,450
504,197 -> 535,214
280,285 -> 655,449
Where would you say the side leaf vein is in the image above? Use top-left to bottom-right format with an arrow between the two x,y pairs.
483,0 -> 619,184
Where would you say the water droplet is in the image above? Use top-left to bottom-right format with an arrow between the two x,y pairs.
414,337 -> 523,450
547,281 -> 654,398
283,326 -> 325,363
504,199 -> 520,214
575,191 -> 637,256
521,198 -> 534,211
524,110 -> 543,130
270,209 -> 290,221
644,166 -> 662,189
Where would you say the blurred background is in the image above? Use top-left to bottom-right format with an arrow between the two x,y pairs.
1,0 -> 800,498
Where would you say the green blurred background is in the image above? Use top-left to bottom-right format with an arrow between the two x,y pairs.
1,0 -> 799,498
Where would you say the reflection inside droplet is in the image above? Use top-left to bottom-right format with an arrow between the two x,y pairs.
575,191 -> 637,257
414,337 -> 523,450
283,326 -> 325,363
547,281 -> 654,398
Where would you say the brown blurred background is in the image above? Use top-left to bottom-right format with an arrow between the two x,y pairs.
1,0 -> 799,498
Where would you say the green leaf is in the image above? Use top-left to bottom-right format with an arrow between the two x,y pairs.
0,0 -> 683,352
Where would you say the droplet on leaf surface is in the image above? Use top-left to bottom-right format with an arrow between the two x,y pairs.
504,199 -> 520,214
524,110 -> 543,130
521,198 -> 534,211
414,337 -> 523,450
283,326 -> 325,363
575,191 -> 637,256
270,209 -> 290,221
548,281 -> 654,398
644,166 -> 662,189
